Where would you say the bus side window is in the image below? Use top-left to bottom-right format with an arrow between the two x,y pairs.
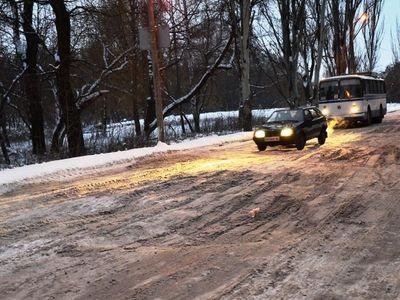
365,80 -> 370,94
368,80 -> 373,94
383,81 -> 387,93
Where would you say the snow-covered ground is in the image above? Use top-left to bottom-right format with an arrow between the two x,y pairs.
1,103 -> 400,187
387,102 -> 400,112
0,132 -> 252,186
83,108 -> 278,149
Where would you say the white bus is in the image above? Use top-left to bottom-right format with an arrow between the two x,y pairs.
318,74 -> 387,125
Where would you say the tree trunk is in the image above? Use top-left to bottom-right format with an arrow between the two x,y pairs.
50,0 -> 85,157
239,0 -> 252,131
0,132 -> 10,165
144,52 -> 156,136
348,18 -> 356,73
179,109 -> 186,134
22,0 -> 46,155
131,62 -> 142,136
128,0 -> 142,136
0,114 -> 10,147
193,110 -> 201,133
50,117 -> 65,153
0,112 -> 10,165
147,0 -> 165,143
313,0 -> 327,101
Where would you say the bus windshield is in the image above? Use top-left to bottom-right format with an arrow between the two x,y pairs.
268,110 -> 304,122
320,78 -> 363,101
339,79 -> 363,99
320,81 -> 338,101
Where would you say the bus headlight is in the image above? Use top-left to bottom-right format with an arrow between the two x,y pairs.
350,105 -> 359,114
321,108 -> 329,116
281,127 -> 294,137
254,130 -> 266,139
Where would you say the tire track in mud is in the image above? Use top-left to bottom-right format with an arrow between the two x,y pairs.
220,163 -> 400,298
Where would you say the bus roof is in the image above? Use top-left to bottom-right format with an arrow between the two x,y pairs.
320,74 -> 384,82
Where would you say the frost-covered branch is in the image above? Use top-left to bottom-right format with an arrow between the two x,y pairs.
76,47 -> 133,109
0,66 -> 28,113
148,33 -> 234,133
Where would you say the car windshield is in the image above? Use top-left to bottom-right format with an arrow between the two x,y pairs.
268,110 -> 304,122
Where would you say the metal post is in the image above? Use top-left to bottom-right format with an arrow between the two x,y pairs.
148,0 -> 165,142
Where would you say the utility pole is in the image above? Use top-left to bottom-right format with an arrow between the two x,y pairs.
313,0 -> 327,103
148,0 -> 165,142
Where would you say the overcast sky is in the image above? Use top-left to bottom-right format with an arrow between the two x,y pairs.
378,0 -> 398,71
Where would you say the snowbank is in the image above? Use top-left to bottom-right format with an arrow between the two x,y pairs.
388,103 -> 400,113
0,132 -> 252,186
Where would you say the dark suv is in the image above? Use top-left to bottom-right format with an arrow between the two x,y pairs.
253,107 -> 328,151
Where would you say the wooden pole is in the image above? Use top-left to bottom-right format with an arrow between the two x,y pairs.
148,0 -> 165,142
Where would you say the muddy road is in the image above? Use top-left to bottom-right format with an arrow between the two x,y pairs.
1,111 -> 400,300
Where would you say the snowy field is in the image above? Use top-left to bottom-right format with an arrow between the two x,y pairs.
1,103 -> 400,186
83,108 -> 278,151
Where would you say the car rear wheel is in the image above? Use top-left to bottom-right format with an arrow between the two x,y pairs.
296,133 -> 306,150
257,144 -> 267,151
318,129 -> 327,145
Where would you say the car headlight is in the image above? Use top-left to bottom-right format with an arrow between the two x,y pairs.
280,127 -> 294,137
321,108 -> 329,116
254,130 -> 266,139
350,105 -> 359,114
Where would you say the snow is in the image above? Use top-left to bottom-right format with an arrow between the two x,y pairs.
0,132 -> 252,186
1,104 -> 400,187
388,103 -> 400,113
54,52 -> 60,63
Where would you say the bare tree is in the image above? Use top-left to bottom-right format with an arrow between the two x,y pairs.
229,0 -> 256,130
22,0 -> 47,155
362,0 -> 384,72
49,0 -> 86,157
258,0 -> 307,107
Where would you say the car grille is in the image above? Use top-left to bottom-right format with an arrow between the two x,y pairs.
265,130 -> 280,137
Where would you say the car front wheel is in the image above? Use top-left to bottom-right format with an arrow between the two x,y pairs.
318,130 -> 327,145
295,133 -> 306,150
257,144 -> 267,151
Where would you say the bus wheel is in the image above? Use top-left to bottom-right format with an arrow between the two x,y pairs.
365,107 -> 372,126
373,105 -> 384,124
